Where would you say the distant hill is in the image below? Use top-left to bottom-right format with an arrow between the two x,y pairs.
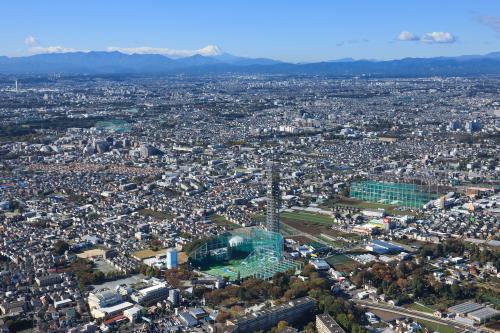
1,51 -> 500,76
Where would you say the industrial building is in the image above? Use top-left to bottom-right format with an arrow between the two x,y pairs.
467,307 -> 499,324
366,240 -> 404,254
448,301 -> 499,324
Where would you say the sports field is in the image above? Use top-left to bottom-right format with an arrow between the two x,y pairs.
203,259 -> 245,280
281,211 -> 333,225
132,248 -> 166,260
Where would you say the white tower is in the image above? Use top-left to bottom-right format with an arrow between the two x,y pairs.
15,80 -> 18,92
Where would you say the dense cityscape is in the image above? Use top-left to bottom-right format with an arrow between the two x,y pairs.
0,73 -> 498,333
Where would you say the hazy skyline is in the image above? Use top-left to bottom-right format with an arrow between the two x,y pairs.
1,0 -> 500,62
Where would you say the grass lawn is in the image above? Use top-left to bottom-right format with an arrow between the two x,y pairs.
407,302 -> 435,314
325,254 -> 361,273
317,234 -> 346,247
211,215 -> 240,229
416,319 -> 455,333
138,208 -> 174,220
281,211 -> 334,225
280,222 -> 300,236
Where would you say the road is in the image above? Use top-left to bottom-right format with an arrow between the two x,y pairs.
352,300 -> 495,333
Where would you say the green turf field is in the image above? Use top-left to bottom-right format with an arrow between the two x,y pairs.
211,215 -> 240,229
203,259 -> 245,280
416,319 -> 454,333
281,211 -> 333,225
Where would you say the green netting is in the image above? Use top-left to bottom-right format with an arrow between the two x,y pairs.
350,180 -> 438,208
190,227 -> 302,281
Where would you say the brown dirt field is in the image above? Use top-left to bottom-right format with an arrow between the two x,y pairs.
369,309 -> 405,322
285,235 -> 316,244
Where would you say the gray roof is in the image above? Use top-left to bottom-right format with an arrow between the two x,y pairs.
468,307 -> 499,321
448,301 -> 484,314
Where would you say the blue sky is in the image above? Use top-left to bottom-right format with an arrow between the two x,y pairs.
1,0 -> 499,62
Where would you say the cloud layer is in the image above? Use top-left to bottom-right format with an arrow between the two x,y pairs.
23,36 -> 224,58
475,16 -> 500,33
106,44 -> 223,58
29,46 -> 79,54
397,31 -> 456,43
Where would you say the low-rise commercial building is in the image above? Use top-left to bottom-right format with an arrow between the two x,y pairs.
316,314 -> 346,333
227,297 -> 316,333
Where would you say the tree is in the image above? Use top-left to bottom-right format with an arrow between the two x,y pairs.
276,321 -> 288,331
215,310 -> 231,323
336,313 -> 350,331
304,321 -> 316,333
53,240 -> 69,254
302,264 -> 315,276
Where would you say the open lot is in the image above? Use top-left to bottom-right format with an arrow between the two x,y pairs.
137,208 -> 174,220
132,248 -> 167,260
286,235 -> 317,245
94,258 -> 118,274
405,302 -> 435,314
369,309 -> 404,322
131,249 -> 188,264
369,309 -> 455,333
416,319 -> 455,333
92,274 -> 145,291
76,248 -> 106,259
211,214 -> 240,230
325,254 -> 361,273
281,210 -> 361,239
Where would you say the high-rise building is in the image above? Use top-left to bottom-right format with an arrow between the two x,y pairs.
166,248 -> 178,269
266,160 -> 281,233
168,289 -> 180,306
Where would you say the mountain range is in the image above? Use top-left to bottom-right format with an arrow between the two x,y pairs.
1,49 -> 500,76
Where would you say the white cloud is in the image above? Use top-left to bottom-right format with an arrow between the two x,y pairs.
24,35 -> 39,46
28,46 -> 80,54
22,38 -> 224,57
24,35 -> 82,54
397,31 -> 419,41
421,32 -> 456,43
106,44 -> 223,58
475,15 -> 500,33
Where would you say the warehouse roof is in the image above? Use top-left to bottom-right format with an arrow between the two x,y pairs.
448,301 -> 484,314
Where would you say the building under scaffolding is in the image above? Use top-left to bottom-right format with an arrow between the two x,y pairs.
350,180 -> 438,208
189,227 -> 302,281
266,161 -> 281,233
